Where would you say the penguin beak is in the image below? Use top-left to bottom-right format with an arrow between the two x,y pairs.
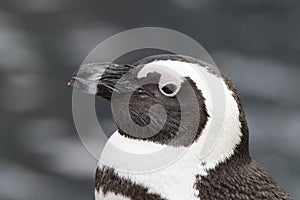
68,63 -> 135,100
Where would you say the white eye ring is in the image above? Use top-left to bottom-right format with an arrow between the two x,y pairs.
159,81 -> 180,97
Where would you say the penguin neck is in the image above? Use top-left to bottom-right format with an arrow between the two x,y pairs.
97,124 -> 250,200
100,120 -> 250,174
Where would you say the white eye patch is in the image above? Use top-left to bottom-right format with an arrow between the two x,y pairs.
137,62 -> 184,97
159,82 -> 179,97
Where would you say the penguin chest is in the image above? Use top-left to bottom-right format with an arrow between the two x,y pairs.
95,155 -> 206,200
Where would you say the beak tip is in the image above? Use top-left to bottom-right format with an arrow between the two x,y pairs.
67,78 -> 75,87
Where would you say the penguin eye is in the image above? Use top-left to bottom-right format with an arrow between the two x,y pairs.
159,82 -> 180,97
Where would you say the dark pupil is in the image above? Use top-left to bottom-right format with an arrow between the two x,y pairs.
162,83 -> 177,94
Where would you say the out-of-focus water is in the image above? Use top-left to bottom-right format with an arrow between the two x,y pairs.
1,0 -> 299,199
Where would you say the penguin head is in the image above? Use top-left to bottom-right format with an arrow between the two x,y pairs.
69,54 -> 250,165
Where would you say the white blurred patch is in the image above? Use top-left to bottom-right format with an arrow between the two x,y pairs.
0,162 -> 55,200
172,0 -> 212,11
64,25 -> 121,64
10,0 -> 71,12
19,118 -> 97,179
214,50 -> 300,105
0,14 -> 43,71
2,73 -> 47,112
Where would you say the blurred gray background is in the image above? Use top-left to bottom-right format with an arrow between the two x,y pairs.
1,0 -> 300,199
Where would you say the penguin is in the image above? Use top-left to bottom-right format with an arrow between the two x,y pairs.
68,54 -> 292,200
